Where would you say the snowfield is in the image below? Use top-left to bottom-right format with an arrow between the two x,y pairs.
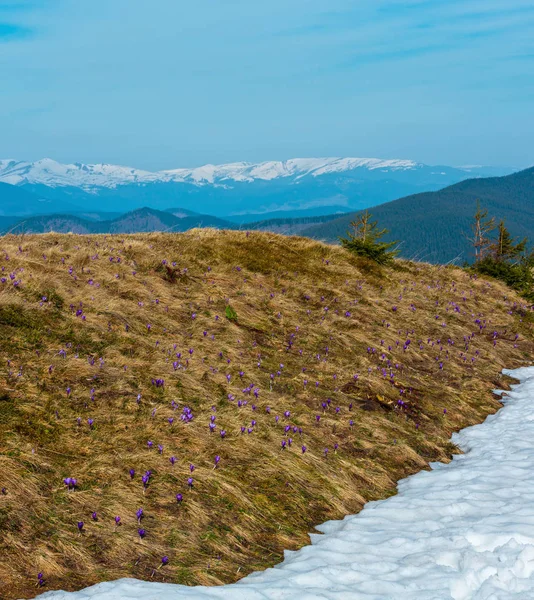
37,367 -> 534,600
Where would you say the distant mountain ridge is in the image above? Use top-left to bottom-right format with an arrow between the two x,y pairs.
0,157 -> 462,187
0,181 -> 81,216
0,157 -> 515,217
3,207 -> 236,235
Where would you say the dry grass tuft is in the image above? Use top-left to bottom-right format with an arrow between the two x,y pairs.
0,229 -> 533,598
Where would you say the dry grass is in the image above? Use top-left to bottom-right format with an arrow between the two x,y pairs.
0,229 -> 533,598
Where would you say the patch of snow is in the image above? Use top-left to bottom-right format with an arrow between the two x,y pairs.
38,367 -> 534,599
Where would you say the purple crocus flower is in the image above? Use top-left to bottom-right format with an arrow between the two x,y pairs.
91,512 -> 98,521
220,430 -> 226,439
136,508 -> 144,522
138,528 -> 146,538
63,477 -> 77,490
187,477 -> 194,489
301,445 -> 307,453
129,468 -> 135,479
114,516 -> 121,526
176,493 -> 183,503
169,456 -> 176,465
77,521 -> 84,532
161,556 -> 169,566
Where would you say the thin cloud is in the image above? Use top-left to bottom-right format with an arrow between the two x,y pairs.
0,22 -> 31,40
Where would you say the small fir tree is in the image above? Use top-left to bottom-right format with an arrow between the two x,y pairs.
340,211 -> 398,265
491,220 -> 526,263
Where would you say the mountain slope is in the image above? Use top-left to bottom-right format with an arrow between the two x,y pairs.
0,157 -> 515,216
0,181 -> 82,216
303,167 -> 534,264
0,230 -> 532,599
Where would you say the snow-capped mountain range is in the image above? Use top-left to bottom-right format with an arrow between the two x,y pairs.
0,157 -> 515,217
0,157 -> 428,189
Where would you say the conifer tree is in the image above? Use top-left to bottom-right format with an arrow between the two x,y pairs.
491,220 -> 526,263
340,211 -> 398,265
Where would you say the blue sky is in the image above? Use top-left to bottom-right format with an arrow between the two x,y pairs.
0,0 -> 533,169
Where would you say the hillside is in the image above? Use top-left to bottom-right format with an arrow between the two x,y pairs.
0,231 -> 533,599
303,166 -> 534,264
246,214 -> 344,236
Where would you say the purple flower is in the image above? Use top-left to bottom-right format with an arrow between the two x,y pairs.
187,477 -> 194,488
220,430 -> 226,439
161,556 -> 169,566
129,468 -> 135,479
138,528 -> 146,538
169,456 -> 176,465
301,445 -> 307,453
77,521 -> 84,532
91,512 -> 98,521
214,455 -> 220,467
63,477 -> 77,490
136,508 -> 144,522
176,493 -> 183,503
114,516 -> 121,525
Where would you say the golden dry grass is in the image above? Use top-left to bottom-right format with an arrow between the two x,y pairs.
0,229 -> 533,598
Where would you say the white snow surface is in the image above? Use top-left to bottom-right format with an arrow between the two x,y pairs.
37,366 -> 534,600
0,157 -> 421,189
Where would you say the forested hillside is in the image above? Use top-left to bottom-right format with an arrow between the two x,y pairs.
303,167 -> 534,263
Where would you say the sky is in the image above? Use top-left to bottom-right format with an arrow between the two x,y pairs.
0,0 -> 533,170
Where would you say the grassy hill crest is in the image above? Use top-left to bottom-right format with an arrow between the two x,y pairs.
0,230 -> 533,598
